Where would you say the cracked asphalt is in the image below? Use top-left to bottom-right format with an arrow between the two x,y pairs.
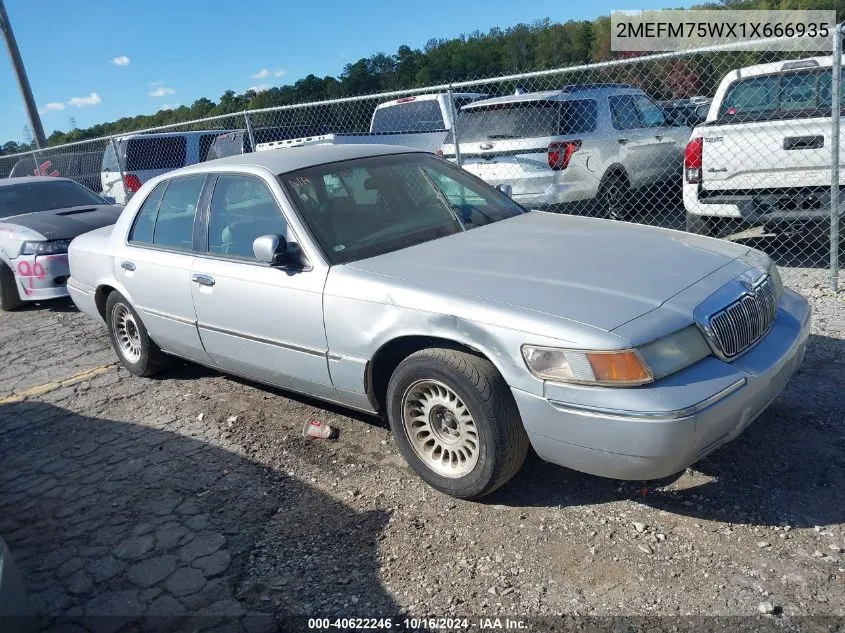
0,266 -> 843,633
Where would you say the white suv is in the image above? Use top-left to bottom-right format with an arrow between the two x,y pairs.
440,85 -> 691,218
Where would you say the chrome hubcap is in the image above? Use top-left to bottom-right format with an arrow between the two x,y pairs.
112,304 -> 141,363
603,181 -> 625,219
401,379 -> 479,478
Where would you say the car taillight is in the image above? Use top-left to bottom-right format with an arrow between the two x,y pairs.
684,137 -> 703,184
123,174 -> 142,193
548,141 -> 581,170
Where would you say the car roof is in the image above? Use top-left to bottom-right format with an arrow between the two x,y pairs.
115,130 -> 231,142
375,92 -> 486,109
462,85 -> 642,109
730,56 -> 830,78
0,176 -> 75,187
173,144 -> 421,176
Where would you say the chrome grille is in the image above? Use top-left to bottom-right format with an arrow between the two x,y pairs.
708,275 -> 777,359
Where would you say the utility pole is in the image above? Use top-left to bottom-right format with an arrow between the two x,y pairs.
0,0 -> 46,148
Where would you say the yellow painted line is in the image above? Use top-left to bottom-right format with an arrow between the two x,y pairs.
0,364 -> 115,405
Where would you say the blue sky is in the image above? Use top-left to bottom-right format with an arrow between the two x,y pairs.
0,0 -> 686,144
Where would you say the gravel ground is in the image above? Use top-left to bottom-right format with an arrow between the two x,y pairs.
0,266 -> 843,632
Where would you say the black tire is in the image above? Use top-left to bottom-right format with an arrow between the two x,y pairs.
105,291 -> 171,376
0,262 -> 23,311
685,213 -> 714,236
386,348 -> 529,500
597,172 -> 630,221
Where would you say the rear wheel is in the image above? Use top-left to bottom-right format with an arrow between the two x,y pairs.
597,172 -> 630,221
0,263 -> 23,311
105,291 -> 171,376
386,348 -> 529,500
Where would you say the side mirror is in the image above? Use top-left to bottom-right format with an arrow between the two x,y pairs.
496,183 -> 513,198
253,234 -> 289,265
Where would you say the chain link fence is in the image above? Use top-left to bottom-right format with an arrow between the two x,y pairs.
1,34 -> 842,289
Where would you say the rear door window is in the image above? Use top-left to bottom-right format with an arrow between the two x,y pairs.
128,182 -> 167,244
125,137 -> 187,171
151,175 -> 205,250
371,100 -> 445,133
609,95 -> 642,130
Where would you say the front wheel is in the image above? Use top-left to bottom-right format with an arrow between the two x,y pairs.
0,262 -> 23,311
386,348 -> 529,499
105,291 -> 171,376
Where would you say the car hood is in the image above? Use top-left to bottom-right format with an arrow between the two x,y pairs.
346,211 -> 750,332
2,205 -> 123,240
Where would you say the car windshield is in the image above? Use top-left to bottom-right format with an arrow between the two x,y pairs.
0,180 -> 106,219
280,153 -> 526,264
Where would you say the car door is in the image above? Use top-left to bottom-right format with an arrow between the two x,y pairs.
632,94 -> 687,182
119,174 -> 214,365
101,140 -> 126,203
607,94 -> 655,189
190,173 -> 336,401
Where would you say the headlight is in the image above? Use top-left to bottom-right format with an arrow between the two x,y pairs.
637,326 -> 712,380
19,240 -> 71,255
768,260 -> 784,300
521,345 -> 653,386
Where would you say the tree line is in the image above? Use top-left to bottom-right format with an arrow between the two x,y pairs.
2,0 -> 844,155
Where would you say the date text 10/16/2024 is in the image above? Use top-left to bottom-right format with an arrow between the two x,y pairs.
307,617 -> 528,630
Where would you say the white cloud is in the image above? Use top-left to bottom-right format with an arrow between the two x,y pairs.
39,102 -> 66,114
110,55 -> 130,66
249,84 -> 270,93
160,103 -> 179,110
67,92 -> 102,108
149,86 -> 176,97
251,68 -> 286,79
150,80 -> 163,86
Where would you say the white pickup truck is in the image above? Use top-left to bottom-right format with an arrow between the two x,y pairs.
684,57 -> 839,236
257,92 -> 486,154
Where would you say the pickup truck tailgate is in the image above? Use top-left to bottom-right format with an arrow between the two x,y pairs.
701,116 -> 835,191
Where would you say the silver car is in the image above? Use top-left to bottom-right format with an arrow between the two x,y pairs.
67,145 -> 810,499
0,177 -> 123,311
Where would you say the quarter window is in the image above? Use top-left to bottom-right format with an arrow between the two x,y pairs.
207,175 -> 287,259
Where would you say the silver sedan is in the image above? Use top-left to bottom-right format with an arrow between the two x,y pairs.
67,145 -> 810,499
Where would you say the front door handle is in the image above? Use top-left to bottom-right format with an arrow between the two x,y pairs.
120,261 -> 135,271
191,274 -> 215,287
618,138 -> 628,145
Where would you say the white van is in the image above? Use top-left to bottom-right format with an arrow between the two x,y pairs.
101,130 -> 229,203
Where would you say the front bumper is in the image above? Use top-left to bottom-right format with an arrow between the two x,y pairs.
10,254 -> 70,302
512,288 -> 811,480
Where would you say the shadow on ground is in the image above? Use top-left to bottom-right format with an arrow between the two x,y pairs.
0,400 -> 396,632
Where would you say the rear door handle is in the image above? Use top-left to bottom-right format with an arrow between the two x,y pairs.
783,135 -> 824,150
191,274 -> 215,287
120,261 -> 135,271
618,138 -> 628,145
654,134 -> 664,141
